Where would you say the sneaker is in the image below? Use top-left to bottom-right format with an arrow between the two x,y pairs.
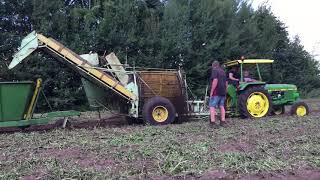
210,122 -> 219,129
220,121 -> 227,128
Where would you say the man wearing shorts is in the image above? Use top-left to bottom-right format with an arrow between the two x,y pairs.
210,61 -> 228,128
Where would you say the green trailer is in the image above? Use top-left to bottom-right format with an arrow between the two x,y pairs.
0,79 -> 80,128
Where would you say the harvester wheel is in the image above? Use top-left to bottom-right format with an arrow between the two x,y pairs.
238,86 -> 272,118
142,96 -> 176,125
272,105 -> 285,115
290,102 -> 309,117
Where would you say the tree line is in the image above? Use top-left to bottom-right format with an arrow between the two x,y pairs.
0,0 -> 319,111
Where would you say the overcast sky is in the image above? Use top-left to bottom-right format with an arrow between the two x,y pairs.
251,0 -> 320,60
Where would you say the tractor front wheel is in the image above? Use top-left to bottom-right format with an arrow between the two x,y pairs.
238,86 -> 272,118
142,96 -> 176,125
290,102 -> 309,117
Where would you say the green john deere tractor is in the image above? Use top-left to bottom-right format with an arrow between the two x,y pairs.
224,59 -> 309,118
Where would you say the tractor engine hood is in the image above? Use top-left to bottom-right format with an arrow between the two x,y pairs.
265,84 -> 298,91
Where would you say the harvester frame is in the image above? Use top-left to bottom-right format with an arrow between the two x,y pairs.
8,31 -> 207,125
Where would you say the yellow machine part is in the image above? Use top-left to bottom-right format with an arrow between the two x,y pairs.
24,78 -> 42,120
36,34 -> 137,101
246,92 -> 270,118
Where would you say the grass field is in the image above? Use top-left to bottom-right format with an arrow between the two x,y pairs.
0,114 -> 320,179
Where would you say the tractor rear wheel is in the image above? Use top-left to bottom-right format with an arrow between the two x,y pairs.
290,102 -> 309,117
238,86 -> 272,118
142,96 -> 176,125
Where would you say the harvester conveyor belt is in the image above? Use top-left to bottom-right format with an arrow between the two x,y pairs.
9,31 -> 137,101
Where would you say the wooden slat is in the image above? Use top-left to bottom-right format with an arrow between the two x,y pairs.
139,72 -> 181,98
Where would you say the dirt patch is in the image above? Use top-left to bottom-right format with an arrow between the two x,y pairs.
36,148 -> 115,170
37,148 -> 85,159
20,169 -> 48,180
70,115 -> 130,129
238,169 -> 320,180
217,139 -> 252,153
156,169 -> 320,180
0,154 -> 6,161
0,115 -> 129,134
166,169 -> 320,180
0,122 -> 58,133
199,170 -> 229,179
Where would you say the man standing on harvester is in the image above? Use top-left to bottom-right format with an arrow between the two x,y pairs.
209,61 -> 228,128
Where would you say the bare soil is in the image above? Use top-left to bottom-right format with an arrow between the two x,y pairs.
0,100 -> 319,179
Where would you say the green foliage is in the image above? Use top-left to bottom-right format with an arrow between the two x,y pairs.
0,0 -> 319,110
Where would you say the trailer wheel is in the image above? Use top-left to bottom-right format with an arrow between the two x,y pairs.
142,96 -> 176,125
290,102 -> 309,117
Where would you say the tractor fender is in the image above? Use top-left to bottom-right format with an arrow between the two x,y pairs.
239,82 -> 266,91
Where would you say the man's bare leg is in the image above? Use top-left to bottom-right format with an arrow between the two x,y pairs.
210,107 -> 216,123
219,106 -> 226,122
219,105 -> 227,127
